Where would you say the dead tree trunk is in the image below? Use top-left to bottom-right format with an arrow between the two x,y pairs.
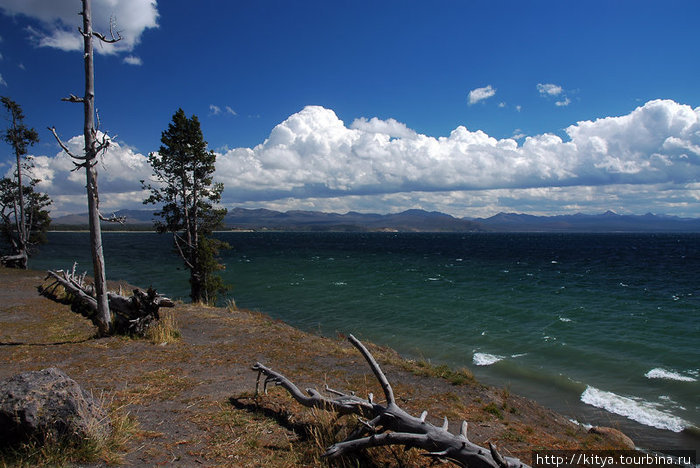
253,335 -> 530,468
41,265 -> 174,336
48,0 -> 123,336
81,0 -> 110,336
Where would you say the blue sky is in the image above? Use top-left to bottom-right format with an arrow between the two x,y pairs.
1,0 -> 699,217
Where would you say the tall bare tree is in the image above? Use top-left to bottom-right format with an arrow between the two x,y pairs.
49,0 -> 122,336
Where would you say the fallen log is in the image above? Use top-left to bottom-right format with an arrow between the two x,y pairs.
1,252 -> 28,269
252,334 -> 530,468
40,264 -> 174,336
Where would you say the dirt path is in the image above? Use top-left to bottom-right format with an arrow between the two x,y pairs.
0,267 -> 624,466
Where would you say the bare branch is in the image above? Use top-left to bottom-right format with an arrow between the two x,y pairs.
348,334 -> 395,405
173,233 -> 195,270
92,16 -> 122,44
61,94 -> 85,103
251,335 -> 530,468
41,265 -> 174,336
48,126 -> 78,159
252,362 -> 374,416
98,212 -> 126,224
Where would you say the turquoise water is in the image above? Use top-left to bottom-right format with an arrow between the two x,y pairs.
31,232 -> 700,452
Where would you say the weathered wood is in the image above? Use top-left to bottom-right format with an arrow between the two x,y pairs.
41,265 -> 174,336
1,252 -> 27,269
253,334 -> 530,468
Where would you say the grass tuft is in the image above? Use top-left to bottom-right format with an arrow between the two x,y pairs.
0,393 -> 138,467
225,298 -> 238,312
402,359 -> 476,386
145,310 -> 181,344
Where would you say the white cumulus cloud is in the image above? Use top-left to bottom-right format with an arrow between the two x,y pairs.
14,134 -> 152,215
537,83 -> 563,96
26,99 -> 700,217
214,100 -> 700,208
123,55 -> 142,66
0,0 -> 159,54
468,85 -> 496,105
538,83 -> 573,107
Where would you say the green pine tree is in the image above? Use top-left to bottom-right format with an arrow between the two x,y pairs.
143,109 -> 229,304
1,96 -> 51,269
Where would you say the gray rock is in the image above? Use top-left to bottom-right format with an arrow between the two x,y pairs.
0,367 -> 111,445
589,426 -> 636,449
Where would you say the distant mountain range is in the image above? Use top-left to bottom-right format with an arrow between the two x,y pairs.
474,210 -> 700,232
50,208 -> 700,232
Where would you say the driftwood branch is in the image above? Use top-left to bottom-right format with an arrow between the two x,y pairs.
1,252 -> 28,269
41,263 -> 174,336
98,211 -> 126,224
252,334 -> 529,468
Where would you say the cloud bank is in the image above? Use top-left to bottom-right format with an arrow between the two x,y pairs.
23,99 -> 700,217
0,0 -> 158,55
217,99 -> 700,198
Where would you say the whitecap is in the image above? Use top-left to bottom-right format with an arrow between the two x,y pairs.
645,368 -> 697,382
427,277 -> 440,281
559,317 -> 572,322
510,353 -> 528,358
332,282 -> 347,286
568,418 -> 593,430
473,353 -> 504,366
580,386 -> 689,432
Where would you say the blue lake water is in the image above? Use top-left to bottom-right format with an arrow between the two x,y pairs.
31,231 -> 700,453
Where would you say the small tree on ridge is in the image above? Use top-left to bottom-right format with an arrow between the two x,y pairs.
143,108 -> 229,304
0,96 -> 52,268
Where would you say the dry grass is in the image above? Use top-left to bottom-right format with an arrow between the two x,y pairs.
118,368 -> 194,405
198,392 -> 430,468
0,393 -> 139,468
145,310 -> 181,344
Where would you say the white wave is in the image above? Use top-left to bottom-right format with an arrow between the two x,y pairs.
473,353 -> 504,366
559,317 -> 572,322
645,368 -> 697,382
332,281 -> 347,286
580,386 -> 690,432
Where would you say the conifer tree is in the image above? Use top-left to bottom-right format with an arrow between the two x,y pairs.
143,109 -> 229,304
0,96 -> 51,268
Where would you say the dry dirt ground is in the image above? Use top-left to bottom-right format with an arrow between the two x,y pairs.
0,267 -> 627,467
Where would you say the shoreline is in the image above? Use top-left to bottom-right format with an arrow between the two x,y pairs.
0,267 -> 692,466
